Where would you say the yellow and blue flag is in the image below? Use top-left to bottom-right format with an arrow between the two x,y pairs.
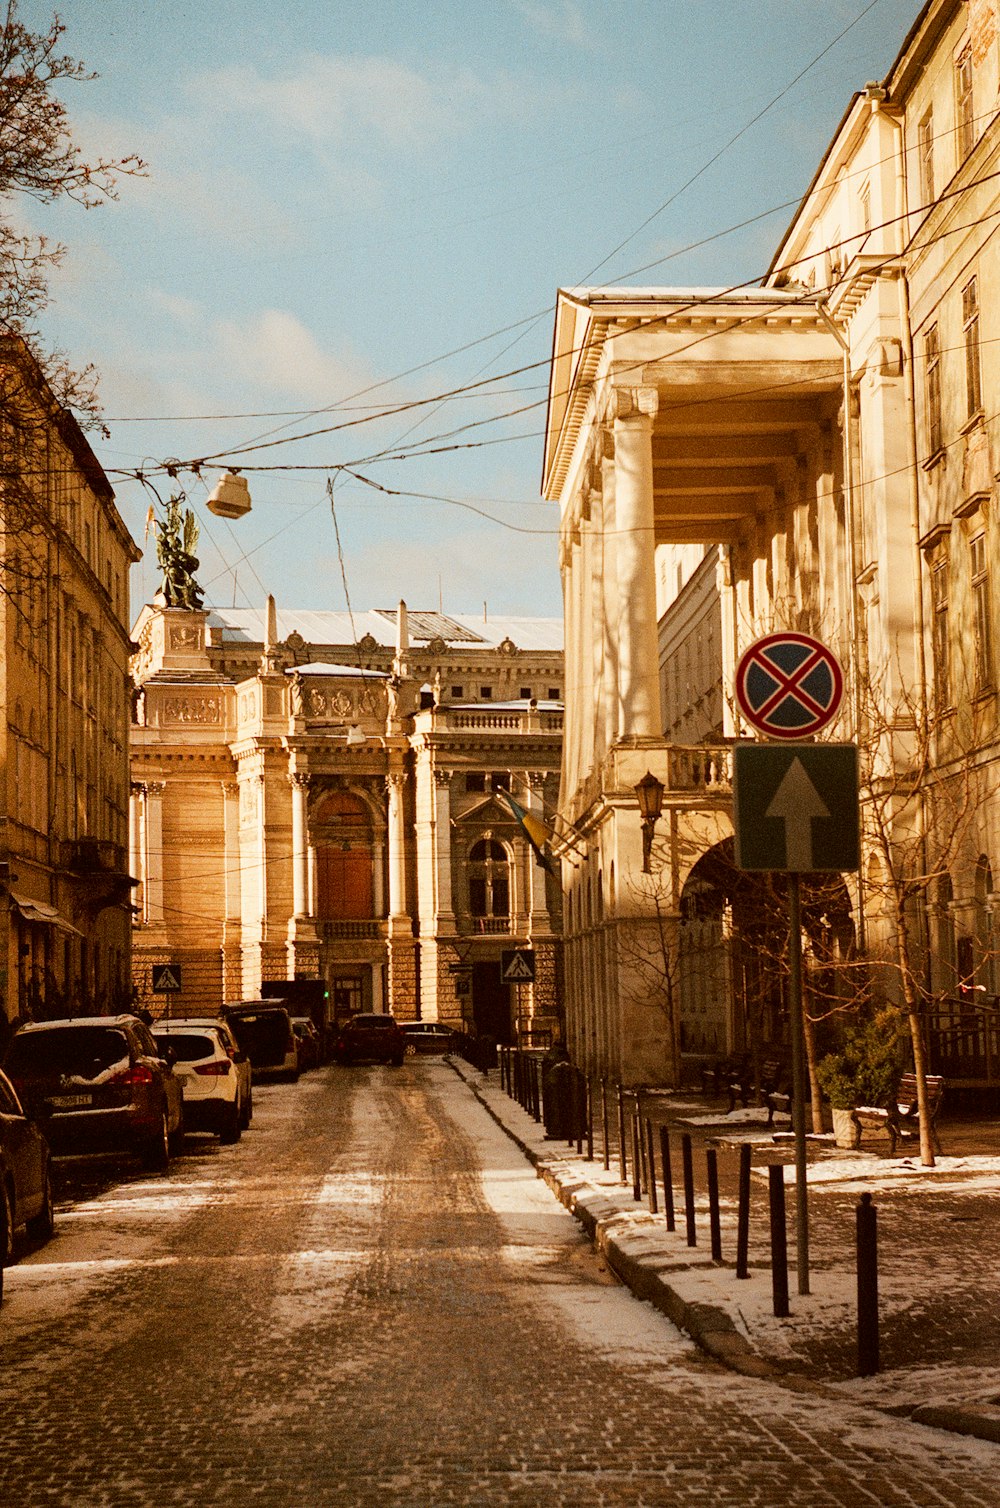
497,789 -> 556,876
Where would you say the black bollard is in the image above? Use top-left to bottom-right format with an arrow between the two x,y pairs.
645,1118 -> 659,1215
601,1077 -> 609,1171
659,1125 -> 676,1232
857,1192 -> 879,1377
681,1132 -> 697,1247
585,1076 -> 594,1162
768,1164 -> 790,1318
575,1070 -> 584,1156
632,1109 -> 642,1202
736,1142 -> 752,1280
617,1085 -> 628,1185
707,1147 -> 722,1261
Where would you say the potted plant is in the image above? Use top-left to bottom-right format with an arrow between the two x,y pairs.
815,1007 -> 905,1147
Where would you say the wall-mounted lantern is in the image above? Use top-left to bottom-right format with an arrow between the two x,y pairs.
634,770 -> 665,873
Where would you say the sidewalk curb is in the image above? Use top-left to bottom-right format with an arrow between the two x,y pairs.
451,1060 -> 1000,1441
452,1062 -> 780,1381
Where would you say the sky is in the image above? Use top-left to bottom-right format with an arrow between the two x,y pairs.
22,0 -> 922,623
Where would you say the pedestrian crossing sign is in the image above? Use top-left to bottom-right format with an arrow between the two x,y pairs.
501,949 -> 535,982
151,964 -> 183,993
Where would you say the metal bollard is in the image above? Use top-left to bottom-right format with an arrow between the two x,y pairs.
707,1147 -> 722,1261
659,1124 -> 676,1232
617,1085 -> 628,1185
856,1192 -> 879,1377
585,1075 -> 594,1162
768,1164 -> 790,1318
645,1118 -> 659,1215
681,1132 -> 697,1247
632,1109 -> 642,1201
736,1142 -> 752,1280
576,1070 -> 584,1156
601,1077 -> 609,1171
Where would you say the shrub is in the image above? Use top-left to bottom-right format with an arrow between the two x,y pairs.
815,1007 -> 906,1109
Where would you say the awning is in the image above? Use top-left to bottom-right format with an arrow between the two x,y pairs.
9,891 -> 84,937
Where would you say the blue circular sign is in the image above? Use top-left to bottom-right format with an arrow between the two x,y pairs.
735,632 -> 844,739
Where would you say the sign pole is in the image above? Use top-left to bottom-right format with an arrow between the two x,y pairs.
788,871 -> 809,1295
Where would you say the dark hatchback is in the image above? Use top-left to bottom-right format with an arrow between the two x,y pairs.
335,1014 -> 406,1067
0,1066 -> 54,1297
222,1002 -> 299,1082
4,1015 -> 184,1171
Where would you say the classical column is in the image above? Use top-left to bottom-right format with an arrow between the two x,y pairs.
613,386 -> 662,738
600,436 -> 621,753
433,769 -> 455,928
527,772 -> 551,929
290,773 -> 310,918
128,782 -> 143,897
143,781 -> 165,927
386,772 -> 408,922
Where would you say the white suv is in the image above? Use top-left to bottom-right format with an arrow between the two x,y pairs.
152,1024 -> 245,1144
160,1017 -> 252,1129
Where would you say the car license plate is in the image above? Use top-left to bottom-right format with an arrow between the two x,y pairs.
49,1094 -> 92,1109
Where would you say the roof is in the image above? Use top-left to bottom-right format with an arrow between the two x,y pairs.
287,662 -> 388,679
205,607 -> 562,653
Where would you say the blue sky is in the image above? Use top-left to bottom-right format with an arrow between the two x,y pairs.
26,0 -> 920,621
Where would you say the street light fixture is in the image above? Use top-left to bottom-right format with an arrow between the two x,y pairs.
635,770 -> 665,873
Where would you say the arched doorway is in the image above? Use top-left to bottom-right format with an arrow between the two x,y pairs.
313,791 -> 375,919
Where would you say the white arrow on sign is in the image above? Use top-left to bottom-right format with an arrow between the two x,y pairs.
765,757 -> 830,870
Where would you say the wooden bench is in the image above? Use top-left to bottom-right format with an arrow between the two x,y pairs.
851,1072 -> 945,1155
700,1053 -> 750,1099
728,1056 -> 789,1115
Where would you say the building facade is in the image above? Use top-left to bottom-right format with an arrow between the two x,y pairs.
0,337 -> 140,1041
543,0 -> 1000,1088
130,599 -> 563,1042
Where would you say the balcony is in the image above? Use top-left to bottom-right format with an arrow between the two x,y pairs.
316,919 -> 385,941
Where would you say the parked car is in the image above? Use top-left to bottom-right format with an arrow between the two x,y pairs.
222,1002 -> 299,1082
156,1017 -> 252,1128
4,1016 -> 183,1171
0,1066 -> 54,1299
290,1017 -> 320,1071
152,1025 -> 244,1144
400,1021 -> 459,1056
335,1013 -> 406,1067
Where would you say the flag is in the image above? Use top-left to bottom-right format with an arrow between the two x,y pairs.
497,789 -> 556,875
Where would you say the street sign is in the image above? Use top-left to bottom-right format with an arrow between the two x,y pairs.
501,949 -> 535,982
151,963 -> 182,993
735,632 -> 843,740
733,743 -> 859,872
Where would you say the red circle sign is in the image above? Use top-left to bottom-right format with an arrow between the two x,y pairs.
735,632 -> 844,739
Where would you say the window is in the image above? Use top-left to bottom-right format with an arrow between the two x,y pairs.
925,324 -> 942,455
490,772 -> 510,793
918,108 -> 935,205
547,687 -> 560,699
971,532 -> 993,691
956,47 -> 974,160
963,277 -> 983,419
480,685 -> 493,699
519,686 -> 531,699
468,839 -> 510,918
465,772 -> 486,793
451,685 -> 463,698
931,556 -> 950,708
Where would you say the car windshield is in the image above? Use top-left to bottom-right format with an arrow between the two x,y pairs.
154,1032 -> 217,1062
5,1026 -> 130,1080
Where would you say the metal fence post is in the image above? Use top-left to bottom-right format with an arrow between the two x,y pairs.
736,1142 -> 752,1280
659,1124 -> 675,1232
857,1192 -> 879,1377
707,1147 -> 722,1261
768,1164 -> 789,1318
681,1132 -> 697,1247
645,1118 -> 658,1215
617,1084 -> 628,1185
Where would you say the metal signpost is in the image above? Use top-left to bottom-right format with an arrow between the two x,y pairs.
733,634 -> 859,1297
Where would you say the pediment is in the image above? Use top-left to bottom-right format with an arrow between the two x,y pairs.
453,794 -> 517,828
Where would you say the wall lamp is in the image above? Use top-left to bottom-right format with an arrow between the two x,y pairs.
634,770 -> 665,873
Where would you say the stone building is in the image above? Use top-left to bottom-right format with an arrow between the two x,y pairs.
543,0 -> 1000,1089
0,337 -> 140,1038
129,599 -> 563,1041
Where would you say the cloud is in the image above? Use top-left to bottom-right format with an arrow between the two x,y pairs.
509,0 -> 601,51
211,307 -> 371,404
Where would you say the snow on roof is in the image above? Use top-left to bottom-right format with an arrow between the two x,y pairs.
205,606 -> 562,653
286,662 -> 387,679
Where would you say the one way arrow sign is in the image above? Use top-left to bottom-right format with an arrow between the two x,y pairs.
733,743 -> 859,873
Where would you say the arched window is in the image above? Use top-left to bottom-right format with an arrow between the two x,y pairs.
469,838 -> 510,918
314,791 -> 374,920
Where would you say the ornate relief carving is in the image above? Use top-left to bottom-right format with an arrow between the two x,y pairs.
332,690 -> 353,717
163,696 -> 222,724
497,636 -> 517,656
306,687 -> 327,717
239,782 -> 259,825
357,633 -> 379,654
168,624 -> 202,651
358,686 -> 380,715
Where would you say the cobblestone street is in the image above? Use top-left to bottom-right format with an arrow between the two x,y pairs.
1,1060 -> 998,1507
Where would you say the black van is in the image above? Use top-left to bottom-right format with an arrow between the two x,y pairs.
222,1001 -> 299,1082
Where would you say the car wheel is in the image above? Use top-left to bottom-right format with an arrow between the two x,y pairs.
0,1181 -> 11,1303
404,1042 -> 417,1057
26,1161 -> 54,1244
141,1112 -> 170,1173
219,1102 -> 241,1145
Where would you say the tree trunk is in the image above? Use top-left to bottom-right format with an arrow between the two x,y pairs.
802,1006 -> 824,1133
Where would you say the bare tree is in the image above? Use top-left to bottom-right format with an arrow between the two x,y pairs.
0,2 -> 145,423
